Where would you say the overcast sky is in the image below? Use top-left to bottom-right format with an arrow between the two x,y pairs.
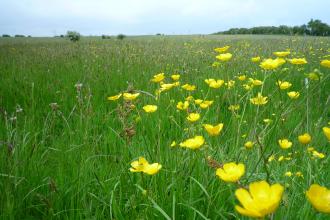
1,0 -> 329,36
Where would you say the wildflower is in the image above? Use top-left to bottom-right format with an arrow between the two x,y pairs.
284,171 -> 292,177
243,84 -> 252,90
235,181 -> 284,218
185,95 -> 194,101
160,83 -> 176,92
259,58 -> 285,70
123,92 -> 140,101
205,79 -> 224,88
322,127 -> 330,141
130,157 -> 162,175
320,59 -> 330,68
287,91 -> 300,99
187,113 -> 200,122
295,172 -> 303,178
289,58 -> 307,65
199,100 -> 213,109
216,53 -> 232,61
228,105 -> 240,111
194,99 -> 203,104
306,184 -> 330,213
298,133 -> 311,144
276,81 -> 292,90
182,84 -> 196,91
251,56 -> 261,62
179,136 -> 205,150
250,93 -> 268,105
273,51 -> 290,57
214,46 -> 230,53
107,93 -> 122,101
278,156 -> 284,161
278,139 -> 292,149
250,78 -> 262,86
237,75 -> 246,81
244,141 -> 254,149
312,150 -> 325,159
226,80 -> 235,89
263,118 -> 273,124
177,101 -> 189,110
203,123 -> 224,136
143,105 -> 158,113
268,155 -> 275,162
171,74 -> 180,81
151,73 -> 165,83
216,162 -> 245,182
170,141 -> 176,147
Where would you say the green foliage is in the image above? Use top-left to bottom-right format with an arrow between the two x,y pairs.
101,35 -> 111,39
215,19 -> 330,36
117,34 -> 126,40
14,34 -> 25,37
66,31 -> 81,42
2,34 -> 11,37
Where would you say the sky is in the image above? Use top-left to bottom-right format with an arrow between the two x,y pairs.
0,0 -> 330,36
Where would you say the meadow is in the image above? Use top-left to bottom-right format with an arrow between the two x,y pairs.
0,35 -> 329,220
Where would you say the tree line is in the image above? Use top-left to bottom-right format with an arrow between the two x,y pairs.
214,19 -> 330,36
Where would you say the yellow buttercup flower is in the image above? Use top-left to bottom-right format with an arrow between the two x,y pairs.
151,73 -> 165,83
160,83 -> 177,92
216,53 -> 232,61
320,59 -> 330,68
123,92 -> 140,101
214,46 -> 230,53
171,74 -> 180,81
259,58 -> 285,70
278,139 -> 292,149
170,141 -> 176,147
289,58 -> 307,65
284,171 -> 292,177
237,75 -> 246,81
249,78 -> 263,86
130,157 -> 162,175
235,181 -> 284,218
287,91 -> 300,99
226,80 -> 235,89
323,127 -> 330,141
216,162 -> 245,182
312,150 -> 325,159
187,113 -> 200,122
179,136 -> 205,150
273,51 -> 290,57
244,141 -> 254,149
182,84 -> 196,91
143,105 -> 158,113
228,104 -> 240,111
306,184 -> 330,213
107,93 -> 122,101
177,101 -> 189,110
194,99 -> 203,104
276,81 -> 292,90
298,133 -> 311,144
250,93 -> 268,105
251,56 -> 261,63
199,100 -> 213,109
205,79 -> 224,88
203,123 -> 224,136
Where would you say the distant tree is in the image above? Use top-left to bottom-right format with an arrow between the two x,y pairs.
117,34 -> 126,40
60,34 -> 64,38
214,19 -> 330,36
2,34 -> 11,37
102,35 -> 111,39
66,31 -> 81,42
307,19 -> 330,36
14,34 -> 25,37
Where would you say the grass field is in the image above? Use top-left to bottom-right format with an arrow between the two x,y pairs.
0,35 -> 329,219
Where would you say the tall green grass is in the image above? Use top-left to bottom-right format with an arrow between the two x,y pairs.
0,35 -> 329,219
